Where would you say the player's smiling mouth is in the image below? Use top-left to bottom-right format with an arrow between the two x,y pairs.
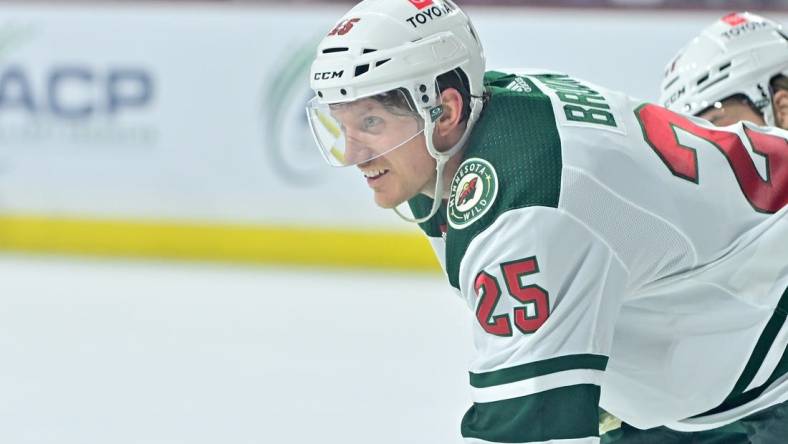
361,168 -> 389,180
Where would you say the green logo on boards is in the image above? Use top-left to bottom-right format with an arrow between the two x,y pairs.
261,35 -> 329,186
448,158 -> 498,230
0,23 -> 35,60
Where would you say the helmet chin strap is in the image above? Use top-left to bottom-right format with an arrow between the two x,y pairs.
393,96 -> 483,224
765,108 -> 776,127
759,80 -> 778,127
763,95 -> 777,127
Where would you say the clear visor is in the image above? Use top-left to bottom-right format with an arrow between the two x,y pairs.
307,88 -> 426,167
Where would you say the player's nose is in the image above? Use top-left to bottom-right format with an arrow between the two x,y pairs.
344,137 -> 374,166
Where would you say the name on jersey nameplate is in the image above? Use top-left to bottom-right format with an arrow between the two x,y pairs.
534,74 -> 626,135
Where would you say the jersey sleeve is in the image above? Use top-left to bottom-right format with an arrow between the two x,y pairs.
458,206 -> 629,444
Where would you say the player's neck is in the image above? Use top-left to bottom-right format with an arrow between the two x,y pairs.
442,153 -> 465,198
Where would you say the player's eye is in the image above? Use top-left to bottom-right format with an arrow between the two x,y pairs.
361,116 -> 384,133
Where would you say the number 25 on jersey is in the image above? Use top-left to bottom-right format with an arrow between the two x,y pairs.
474,257 -> 550,337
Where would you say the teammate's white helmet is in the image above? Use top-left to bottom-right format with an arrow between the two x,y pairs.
306,0 -> 486,222
659,12 -> 788,126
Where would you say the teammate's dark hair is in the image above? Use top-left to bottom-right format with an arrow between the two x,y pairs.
770,74 -> 788,93
370,89 -> 419,117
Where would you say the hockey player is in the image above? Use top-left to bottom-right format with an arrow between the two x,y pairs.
660,12 -> 788,129
307,1 -> 788,443
600,11 -> 788,443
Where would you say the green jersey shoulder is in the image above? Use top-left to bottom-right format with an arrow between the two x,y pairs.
410,70 -> 574,289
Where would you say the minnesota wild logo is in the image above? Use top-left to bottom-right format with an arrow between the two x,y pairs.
457,177 -> 478,206
448,158 -> 498,230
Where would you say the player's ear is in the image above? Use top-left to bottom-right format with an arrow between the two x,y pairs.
435,87 -> 464,136
772,89 -> 788,129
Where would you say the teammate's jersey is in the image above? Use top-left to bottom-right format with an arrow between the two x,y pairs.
408,70 -> 788,443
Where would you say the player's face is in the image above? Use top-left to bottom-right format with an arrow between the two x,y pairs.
697,96 -> 766,127
330,99 -> 435,208
359,130 -> 436,209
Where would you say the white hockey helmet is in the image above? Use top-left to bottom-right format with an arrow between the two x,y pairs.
659,12 -> 788,126
307,0 -> 486,222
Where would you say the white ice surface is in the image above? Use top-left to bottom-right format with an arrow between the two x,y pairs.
0,254 -> 473,444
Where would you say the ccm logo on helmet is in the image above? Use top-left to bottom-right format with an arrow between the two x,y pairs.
314,70 -> 344,80
406,2 -> 455,28
663,86 -> 686,110
720,20 -> 769,40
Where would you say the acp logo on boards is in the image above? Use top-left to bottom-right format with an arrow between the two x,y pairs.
0,22 -> 158,148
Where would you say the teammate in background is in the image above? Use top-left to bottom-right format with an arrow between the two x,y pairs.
307,1 -> 788,443
597,12 -> 788,443
660,12 -> 788,128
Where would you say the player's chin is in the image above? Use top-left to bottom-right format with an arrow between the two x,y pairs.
373,191 -> 407,209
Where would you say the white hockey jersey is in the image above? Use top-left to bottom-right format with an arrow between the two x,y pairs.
407,70 -> 788,443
